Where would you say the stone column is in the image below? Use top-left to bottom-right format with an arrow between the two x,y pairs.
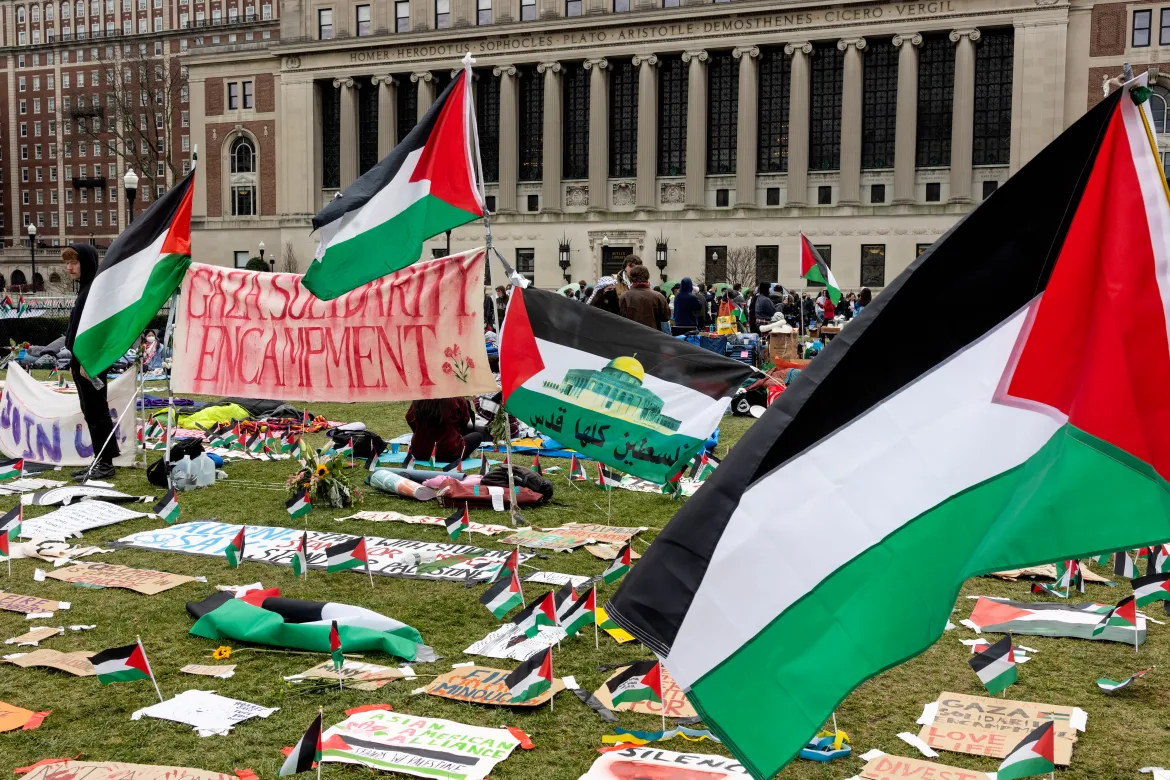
372,75 -> 397,157
584,58 -> 608,211
632,53 -> 658,211
682,49 -> 707,209
732,45 -> 759,208
891,33 -> 921,204
784,42 -> 812,206
538,61 -> 562,212
413,71 -> 435,121
333,76 -> 359,187
495,65 -> 518,213
948,28 -> 980,204
838,38 -> 865,205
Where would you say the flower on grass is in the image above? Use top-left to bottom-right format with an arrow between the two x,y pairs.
212,646 -> 232,660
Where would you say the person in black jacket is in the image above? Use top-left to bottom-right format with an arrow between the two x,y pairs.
63,243 -> 119,481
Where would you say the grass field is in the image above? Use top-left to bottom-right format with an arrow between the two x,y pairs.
0,378 -> 1168,779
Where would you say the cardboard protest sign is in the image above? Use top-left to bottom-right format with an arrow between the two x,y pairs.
586,543 -> 642,561
860,754 -> 993,780
21,501 -> 150,540
22,486 -> 149,507
287,659 -> 412,691
130,690 -> 278,736
0,700 -> 37,732
5,626 -> 63,646
524,571 -> 590,588
992,564 -> 1109,584
337,510 -> 510,536
424,664 -> 564,707
20,763 -> 232,780
47,562 -> 196,594
172,252 -> 495,403
181,664 -> 236,679
0,593 -> 66,614
579,747 -> 749,779
0,364 -> 137,466
4,649 -> 96,676
321,709 -> 521,780
464,622 -> 567,662
917,692 -> 1079,764
116,521 -> 531,581
0,477 -> 67,496
594,663 -> 697,718
500,523 -> 646,551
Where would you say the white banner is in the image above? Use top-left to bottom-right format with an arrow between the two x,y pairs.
0,363 -> 137,466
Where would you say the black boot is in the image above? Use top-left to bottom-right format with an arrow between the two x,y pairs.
74,462 -> 115,482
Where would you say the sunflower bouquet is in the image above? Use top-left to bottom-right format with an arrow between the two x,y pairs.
286,445 -> 364,508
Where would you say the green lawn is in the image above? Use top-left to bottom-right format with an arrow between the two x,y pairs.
0,381 -> 1167,779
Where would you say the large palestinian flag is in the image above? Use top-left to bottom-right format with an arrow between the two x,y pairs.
968,596 -> 1146,644
186,589 -> 435,662
73,169 -> 194,374
500,287 -> 753,483
305,68 -> 483,300
606,77 -> 1170,779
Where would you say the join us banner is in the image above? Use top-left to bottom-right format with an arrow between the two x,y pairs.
172,249 -> 495,403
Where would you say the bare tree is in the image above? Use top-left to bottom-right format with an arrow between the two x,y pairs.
73,42 -> 186,197
724,246 -> 756,289
282,242 -> 300,273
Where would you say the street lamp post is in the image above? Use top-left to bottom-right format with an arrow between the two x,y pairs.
123,167 -> 139,224
27,224 -> 36,292
445,229 -> 452,257
260,241 -> 269,271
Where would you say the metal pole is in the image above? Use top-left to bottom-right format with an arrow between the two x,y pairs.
29,242 -> 36,292
160,291 -> 180,487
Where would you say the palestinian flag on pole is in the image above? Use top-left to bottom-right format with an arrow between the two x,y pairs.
602,544 -> 632,584
1133,572 -> 1170,606
569,454 -> 588,481
152,487 -> 179,524
605,77 -> 1170,779
225,527 -> 245,568
1030,582 -> 1067,598
967,635 -> 1017,695
562,587 -> 597,637
0,296 -> 11,312
553,582 -> 577,621
290,437 -> 306,461
17,296 -> 29,316
286,487 -> 312,520
1093,595 -> 1138,636
325,536 -> 368,573
292,531 -> 309,578
0,505 -> 21,557
514,591 -> 557,638
72,169 -> 194,374
606,660 -> 662,706
596,464 -> 615,491
306,64 -> 484,300
996,721 -> 1055,780
1096,667 -> 1151,693
480,570 -> 523,618
279,712 -> 323,776
0,458 -> 23,482
799,233 -> 841,305
1055,560 -> 1083,592
444,504 -> 470,541
531,452 -> 542,475
91,640 -> 153,684
1114,551 -> 1138,579
500,286 -> 753,483
505,647 -> 553,703
329,620 -> 344,670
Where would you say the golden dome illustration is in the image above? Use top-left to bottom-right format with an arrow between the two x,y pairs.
606,356 -> 645,383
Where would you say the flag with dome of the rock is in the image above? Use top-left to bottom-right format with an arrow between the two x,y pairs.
499,286 -> 753,483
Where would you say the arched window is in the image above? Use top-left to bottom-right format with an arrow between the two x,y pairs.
61,1 -> 68,17
17,6 -> 26,23
229,136 -> 257,216
49,272 -> 61,283
32,272 -> 43,290
31,6 -> 40,22
75,1 -> 83,17
1151,85 -> 1170,135
45,4 -> 53,21
11,270 -> 27,287
0,274 -> 7,291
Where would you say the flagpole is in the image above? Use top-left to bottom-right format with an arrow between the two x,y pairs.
594,591 -> 599,650
549,647 -> 554,712
366,541 -> 375,589
516,547 -> 525,606
81,385 -> 142,483
161,290 -> 180,488
317,706 -> 324,780
137,636 -> 165,704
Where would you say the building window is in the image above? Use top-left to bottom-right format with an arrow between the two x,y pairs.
243,81 -> 254,109
862,38 -> 897,169
395,0 -> 409,30
435,0 -> 449,28
755,245 -> 778,282
563,63 -> 589,180
227,82 -> 239,110
396,80 -> 417,144
765,187 -> 780,206
1161,9 -> 1170,45
321,82 -> 341,188
230,137 -> 257,216
916,243 -> 932,257
517,66 -> 544,182
476,71 -> 500,182
358,80 -> 379,175
355,4 -> 371,35
916,34 -> 954,166
658,55 -> 687,176
477,0 -> 490,24
234,250 -> 250,268
566,0 -> 581,15
982,180 -> 998,199
318,8 -> 332,39
925,181 -> 941,201
817,185 -> 832,204
705,53 -> 738,175
516,248 -> 535,283
861,244 -> 885,287
809,43 -> 843,171
870,183 -> 886,203
1134,9 -> 1152,47
485,195 -> 496,212
526,194 -> 539,211
715,188 -> 729,207
758,46 -> 790,173
609,60 -> 638,178
972,29 -> 1013,166
520,0 -> 534,19
613,0 -> 628,9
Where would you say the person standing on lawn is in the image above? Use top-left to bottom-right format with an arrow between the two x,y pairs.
63,244 -> 119,481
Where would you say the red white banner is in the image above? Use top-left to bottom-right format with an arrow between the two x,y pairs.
172,249 -> 494,402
